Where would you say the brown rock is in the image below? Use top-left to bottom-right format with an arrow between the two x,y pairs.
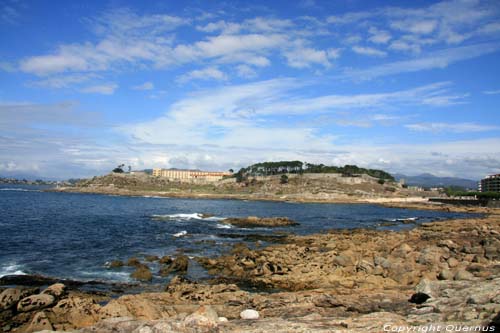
126,257 -> 141,267
160,255 -> 189,276
17,293 -> 55,312
108,260 -> 124,268
159,255 -> 173,265
145,255 -> 159,262
221,216 -> 298,228
52,295 -> 101,328
454,269 -> 474,281
184,305 -> 219,328
25,311 -> 53,332
0,288 -> 35,311
131,265 -> 153,281
41,283 -> 66,298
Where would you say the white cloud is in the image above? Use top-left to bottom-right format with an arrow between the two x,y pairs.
368,27 -> 392,44
344,42 -> 500,80
352,45 -> 387,57
483,89 -> 500,95
235,64 -> 257,78
80,83 -> 118,95
284,46 -> 331,68
132,82 -> 154,90
29,74 -> 97,88
391,19 -> 438,35
405,122 -> 500,133
177,66 -> 228,83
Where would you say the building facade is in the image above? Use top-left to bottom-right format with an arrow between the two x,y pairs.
152,168 -> 232,182
479,174 -> 500,192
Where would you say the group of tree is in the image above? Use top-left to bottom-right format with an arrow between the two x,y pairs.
233,160 -> 394,183
444,188 -> 500,200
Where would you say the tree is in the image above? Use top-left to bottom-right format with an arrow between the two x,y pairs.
378,179 -> 385,185
113,164 -> 125,173
229,169 -> 234,173
280,174 -> 289,184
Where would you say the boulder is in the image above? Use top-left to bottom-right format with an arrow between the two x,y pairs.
159,255 -> 189,276
41,283 -> 66,298
184,305 -> 219,328
17,293 -> 55,312
159,256 -> 173,265
126,257 -> 141,267
145,255 -> 159,262
131,265 -> 153,281
108,260 -> 124,268
25,311 -> 53,332
240,309 -> 260,320
221,216 -> 298,228
0,288 -> 35,311
454,269 -> 474,281
52,296 -> 101,327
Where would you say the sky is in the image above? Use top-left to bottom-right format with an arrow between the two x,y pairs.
1,0 -> 500,180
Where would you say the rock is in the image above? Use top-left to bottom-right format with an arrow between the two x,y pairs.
109,260 -> 124,268
221,216 -> 298,228
415,278 -> 434,297
333,253 -> 354,267
17,293 -> 55,312
127,257 -> 142,267
131,265 -> 153,281
145,255 -> 159,262
0,288 -> 35,310
160,255 -> 189,276
437,269 -> 453,280
51,295 -> 101,327
41,283 -> 66,298
218,317 -> 228,323
454,269 -> 474,280
240,309 -> 260,320
159,256 -> 173,265
447,257 -> 459,268
25,311 -> 53,332
184,305 -> 219,328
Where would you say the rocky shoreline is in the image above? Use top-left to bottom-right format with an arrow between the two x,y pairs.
1,205 -> 499,332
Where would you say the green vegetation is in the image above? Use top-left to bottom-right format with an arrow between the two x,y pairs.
280,174 -> 289,184
233,161 -> 395,182
445,188 -> 500,200
112,164 -> 125,173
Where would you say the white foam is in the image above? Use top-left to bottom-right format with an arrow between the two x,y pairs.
216,223 -> 232,229
397,217 -> 418,222
152,213 -> 224,222
172,230 -> 188,237
0,188 -> 41,192
0,263 -> 27,277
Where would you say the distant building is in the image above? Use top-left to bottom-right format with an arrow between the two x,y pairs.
479,174 -> 500,192
152,168 -> 232,182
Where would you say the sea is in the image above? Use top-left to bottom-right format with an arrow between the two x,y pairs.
0,184 -> 476,286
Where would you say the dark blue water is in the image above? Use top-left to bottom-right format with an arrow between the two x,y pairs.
0,184 -> 475,284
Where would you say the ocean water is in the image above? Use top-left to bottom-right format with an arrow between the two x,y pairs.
0,184 -> 475,285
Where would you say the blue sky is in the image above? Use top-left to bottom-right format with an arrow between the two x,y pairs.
1,0 -> 500,180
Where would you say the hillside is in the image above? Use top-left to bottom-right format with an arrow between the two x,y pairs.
394,173 -> 478,189
61,171 -> 438,202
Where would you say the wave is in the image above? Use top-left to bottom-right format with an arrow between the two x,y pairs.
152,213 -> 224,222
172,230 -> 188,237
216,223 -> 232,229
383,217 -> 419,223
0,263 -> 27,278
0,188 -> 42,192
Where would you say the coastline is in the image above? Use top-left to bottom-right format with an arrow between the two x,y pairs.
2,200 -> 499,332
49,185 -> 434,206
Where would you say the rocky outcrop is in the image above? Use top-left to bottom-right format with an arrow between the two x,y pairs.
221,216 -> 298,228
17,294 -> 56,312
1,208 -> 499,333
